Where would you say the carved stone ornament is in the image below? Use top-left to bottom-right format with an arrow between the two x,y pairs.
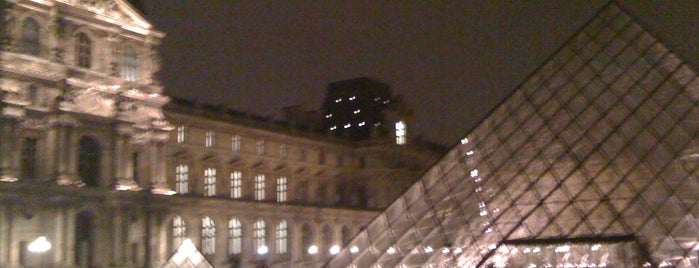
60,88 -> 116,117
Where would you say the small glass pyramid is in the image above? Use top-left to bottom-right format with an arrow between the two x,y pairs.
162,239 -> 213,268
327,3 -> 699,268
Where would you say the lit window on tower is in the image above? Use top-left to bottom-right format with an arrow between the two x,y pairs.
395,121 -> 407,145
176,126 -> 186,143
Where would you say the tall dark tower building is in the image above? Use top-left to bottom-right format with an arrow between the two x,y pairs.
322,77 -> 393,141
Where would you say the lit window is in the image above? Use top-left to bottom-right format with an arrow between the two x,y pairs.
330,126 -> 337,131
228,218 -> 242,255
253,220 -> 266,251
231,135 -> 241,152
230,171 -> 242,199
279,144 -> 287,159
276,221 -> 288,254
175,165 -> 189,194
276,177 -> 287,202
358,121 -> 365,127
202,217 -> 216,255
205,131 -> 215,148
76,33 -> 92,68
176,126 -> 186,143
255,174 -> 265,200
20,18 -> 40,56
256,140 -> 265,155
344,124 -> 351,129
335,98 -> 342,103
395,121 -> 407,145
204,168 -> 216,196
122,46 -> 138,81
353,109 -> 360,114
172,216 -> 186,249
349,96 -> 356,100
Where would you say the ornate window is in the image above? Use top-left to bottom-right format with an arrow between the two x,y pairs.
122,46 -> 138,81
172,216 -> 186,249
230,171 -> 242,199
254,174 -> 265,200
279,144 -> 287,159
20,18 -> 40,56
276,176 -> 287,202
176,126 -> 186,143
175,165 -> 189,194
205,131 -> 215,148
231,135 -> 241,152
202,217 -> 216,255
276,221 -> 288,254
228,218 -> 242,255
253,220 -> 266,252
76,33 -> 92,68
204,168 -> 216,196
256,140 -> 265,155
395,121 -> 407,145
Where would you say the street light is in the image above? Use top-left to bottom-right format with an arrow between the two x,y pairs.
28,236 -> 51,267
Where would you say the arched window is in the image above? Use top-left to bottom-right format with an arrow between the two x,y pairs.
341,226 -> 352,246
175,165 -> 189,194
276,176 -> 287,202
20,18 -> 40,56
76,33 -> 92,68
20,137 -> 37,181
173,216 -> 186,249
231,135 -> 242,152
204,168 -> 216,196
395,121 -> 407,145
276,221 -> 288,254
254,174 -> 265,200
230,171 -> 242,199
122,46 -> 138,81
253,220 -> 266,252
322,225 -> 333,257
78,137 -> 101,187
228,218 -> 242,255
202,217 -> 215,255
301,223 -> 313,256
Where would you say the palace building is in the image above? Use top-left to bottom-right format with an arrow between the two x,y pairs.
0,1 -> 442,267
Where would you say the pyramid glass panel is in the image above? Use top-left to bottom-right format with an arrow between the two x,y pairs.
327,3 -> 699,268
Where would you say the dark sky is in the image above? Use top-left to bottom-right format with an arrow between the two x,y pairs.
140,1 -> 699,145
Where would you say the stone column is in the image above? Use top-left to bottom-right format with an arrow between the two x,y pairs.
111,209 -> 124,266
63,208 -> 75,266
214,218 -> 228,267
114,124 -> 139,190
51,115 -> 79,185
0,205 -> 9,266
0,118 -> 20,182
52,208 -> 65,265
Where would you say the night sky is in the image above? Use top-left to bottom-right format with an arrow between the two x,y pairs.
139,1 -> 699,145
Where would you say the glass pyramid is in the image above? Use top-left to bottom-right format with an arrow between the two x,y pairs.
327,3 -> 699,268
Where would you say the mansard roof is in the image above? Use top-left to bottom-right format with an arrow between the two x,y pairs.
328,3 -> 699,267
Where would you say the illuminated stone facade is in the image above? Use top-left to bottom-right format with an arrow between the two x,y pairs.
0,1 -> 442,267
328,3 -> 699,268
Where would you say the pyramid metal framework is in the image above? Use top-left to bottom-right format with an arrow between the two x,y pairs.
327,3 -> 699,268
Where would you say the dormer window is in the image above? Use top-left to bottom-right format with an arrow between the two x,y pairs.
76,33 -> 92,68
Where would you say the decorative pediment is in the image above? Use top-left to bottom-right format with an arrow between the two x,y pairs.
57,0 -> 154,31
